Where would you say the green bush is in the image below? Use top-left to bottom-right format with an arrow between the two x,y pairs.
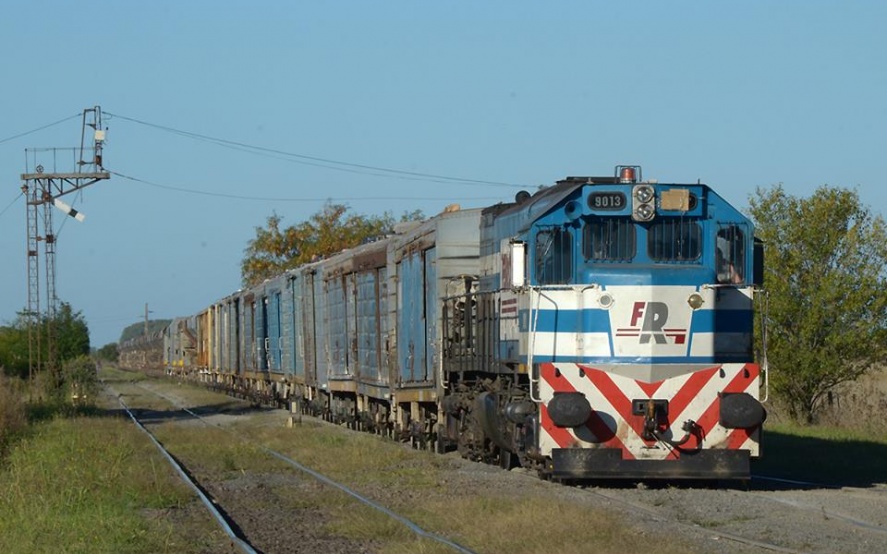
62,355 -> 98,407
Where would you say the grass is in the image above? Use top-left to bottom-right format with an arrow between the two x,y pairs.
0,415 -> 224,554
0,374 -> 27,451
99,364 -> 150,384
8,367 -> 884,553
153,422 -> 287,476
0,371 -> 235,554
376,494 -> 680,554
753,421 -> 887,486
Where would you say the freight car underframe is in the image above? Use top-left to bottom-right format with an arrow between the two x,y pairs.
439,370 -> 540,471
182,368 -> 443,445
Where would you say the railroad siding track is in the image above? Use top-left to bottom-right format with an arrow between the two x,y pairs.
106,379 -> 477,554
110,387 -> 257,554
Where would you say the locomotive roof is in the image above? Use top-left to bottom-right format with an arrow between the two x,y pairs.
486,176 -> 620,220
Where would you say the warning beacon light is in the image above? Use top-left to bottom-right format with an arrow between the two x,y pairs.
619,166 -> 637,183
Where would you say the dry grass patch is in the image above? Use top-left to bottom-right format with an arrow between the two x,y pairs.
150,422 -> 289,477
402,494 -> 689,554
255,420 -> 455,488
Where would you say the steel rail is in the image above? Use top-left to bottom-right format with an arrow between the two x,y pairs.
109,387 -> 258,554
752,474 -> 842,489
752,474 -> 887,535
138,383 -> 478,554
102,382 -> 258,554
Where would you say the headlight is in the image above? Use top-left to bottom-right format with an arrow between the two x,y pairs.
632,184 -> 656,222
634,203 -> 655,221
634,184 -> 655,203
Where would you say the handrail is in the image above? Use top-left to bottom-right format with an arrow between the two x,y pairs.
527,284 -> 598,403
758,288 -> 770,402
527,286 -> 548,402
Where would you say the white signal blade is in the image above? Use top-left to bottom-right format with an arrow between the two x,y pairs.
52,198 -> 86,222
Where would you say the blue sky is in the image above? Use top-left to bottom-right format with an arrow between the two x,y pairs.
1,1 -> 885,347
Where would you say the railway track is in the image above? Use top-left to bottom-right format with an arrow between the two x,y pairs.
107,379 -> 477,554
111,388 -> 258,554
106,371 -> 887,554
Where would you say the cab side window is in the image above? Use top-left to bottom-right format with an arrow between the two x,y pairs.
536,228 -> 573,285
717,224 -> 746,284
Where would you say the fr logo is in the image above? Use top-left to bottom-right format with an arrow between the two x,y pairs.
615,301 -> 687,345
632,301 -> 668,344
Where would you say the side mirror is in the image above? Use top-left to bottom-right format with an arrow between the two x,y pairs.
753,237 -> 764,286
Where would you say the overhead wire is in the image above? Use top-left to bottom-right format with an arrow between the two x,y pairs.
108,169 -> 506,203
0,114 -> 81,146
104,111 -> 526,189
138,134 -> 486,187
0,191 -> 23,219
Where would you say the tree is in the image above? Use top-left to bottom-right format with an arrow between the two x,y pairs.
96,343 -> 119,362
0,302 -> 90,380
119,320 -> 171,344
748,184 -> 887,423
241,202 -> 423,287
54,302 -> 90,363
0,323 -> 29,378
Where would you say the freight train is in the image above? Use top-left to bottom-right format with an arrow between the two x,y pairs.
127,166 -> 767,480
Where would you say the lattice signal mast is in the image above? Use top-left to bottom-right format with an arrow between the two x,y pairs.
21,106 -> 110,380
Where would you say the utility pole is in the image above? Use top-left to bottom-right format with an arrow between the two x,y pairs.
21,106 -> 110,383
144,303 -> 150,338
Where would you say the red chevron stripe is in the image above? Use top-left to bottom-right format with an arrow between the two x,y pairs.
635,379 -> 664,397
540,363 -> 631,457
726,427 -> 754,450
690,365 -> 757,450
668,367 -> 720,420
582,369 -> 647,458
539,364 -> 578,449
581,365 -> 730,458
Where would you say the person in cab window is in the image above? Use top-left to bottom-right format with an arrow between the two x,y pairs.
716,227 -> 745,284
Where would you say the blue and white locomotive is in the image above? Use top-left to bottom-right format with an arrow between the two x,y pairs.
157,165 -> 766,480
